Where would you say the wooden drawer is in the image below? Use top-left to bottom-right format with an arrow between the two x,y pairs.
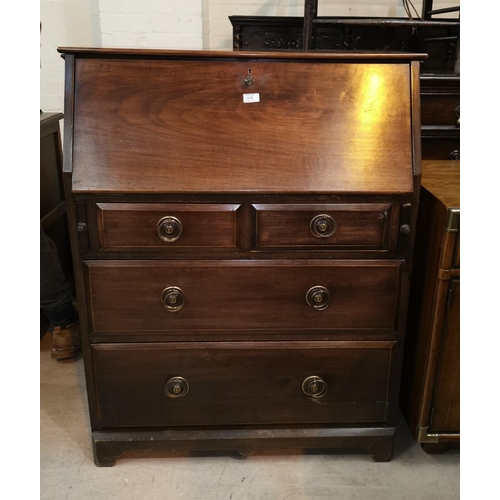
422,136 -> 460,161
85,260 -> 403,334
253,203 -> 395,250
96,203 -> 241,250
92,341 -> 394,428
420,95 -> 460,127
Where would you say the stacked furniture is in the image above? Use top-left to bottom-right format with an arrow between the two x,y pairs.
230,2 -> 459,160
59,47 -> 423,466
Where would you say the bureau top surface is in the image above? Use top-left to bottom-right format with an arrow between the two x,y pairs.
64,49 -> 418,195
422,160 -> 460,208
58,47 -> 427,61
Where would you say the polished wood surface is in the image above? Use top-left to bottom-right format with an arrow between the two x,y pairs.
96,203 -> 240,250
421,160 -> 460,208
85,260 -> 402,334
400,159 -> 459,450
61,49 -> 421,465
254,203 -> 394,249
420,95 -> 459,126
92,341 -> 394,428
72,58 -> 413,194
430,280 -> 460,433
58,47 -> 427,60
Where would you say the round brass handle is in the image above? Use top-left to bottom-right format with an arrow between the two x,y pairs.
310,214 -> 336,238
306,286 -> 331,311
164,376 -> 189,398
161,286 -> 185,312
157,216 -> 182,242
302,376 -> 327,398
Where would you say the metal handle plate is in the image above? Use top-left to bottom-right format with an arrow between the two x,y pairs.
306,286 -> 331,311
165,376 -> 189,398
302,376 -> 327,398
310,214 -> 336,238
161,286 -> 185,312
157,216 -> 182,242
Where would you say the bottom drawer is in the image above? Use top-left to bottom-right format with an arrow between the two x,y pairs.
92,341 -> 395,428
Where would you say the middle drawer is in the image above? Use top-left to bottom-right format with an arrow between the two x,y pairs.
84,260 -> 403,335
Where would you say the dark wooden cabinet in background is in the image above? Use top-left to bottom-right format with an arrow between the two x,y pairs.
400,160 -> 460,452
59,47 -> 423,466
40,112 -> 72,335
40,112 -> 72,277
230,15 -> 460,160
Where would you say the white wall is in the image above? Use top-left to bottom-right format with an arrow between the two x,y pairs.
99,0 -> 203,48
40,0 -> 458,112
40,0 -> 100,111
40,0 -> 203,112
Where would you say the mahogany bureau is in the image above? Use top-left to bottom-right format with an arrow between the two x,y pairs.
58,47 -> 424,466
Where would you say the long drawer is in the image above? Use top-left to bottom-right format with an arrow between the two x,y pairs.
92,341 -> 395,428
84,260 -> 403,334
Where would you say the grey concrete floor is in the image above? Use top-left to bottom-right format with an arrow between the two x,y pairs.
41,334 -> 459,500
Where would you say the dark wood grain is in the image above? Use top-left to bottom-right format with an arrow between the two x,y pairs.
421,135 -> 460,161
253,203 -> 393,250
58,47 -> 427,60
84,260 -> 403,334
92,341 -> 394,428
430,280 -> 460,433
96,203 -> 240,250
61,49 -> 421,464
420,95 -> 460,126
72,58 -> 413,195
92,426 -> 396,466
61,55 -> 102,429
421,160 -> 460,208
452,234 -> 460,269
400,160 -> 459,446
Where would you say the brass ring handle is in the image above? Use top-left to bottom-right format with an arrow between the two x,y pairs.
455,105 -> 460,127
306,286 -> 331,311
157,216 -> 182,242
302,376 -> 327,398
164,376 -> 189,398
310,214 -> 336,238
161,286 -> 185,312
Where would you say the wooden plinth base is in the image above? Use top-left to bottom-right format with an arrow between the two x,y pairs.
92,426 -> 396,467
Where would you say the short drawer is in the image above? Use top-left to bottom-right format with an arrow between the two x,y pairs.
84,260 -> 402,334
92,341 -> 394,428
253,204 -> 395,250
96,203 -> 241,250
